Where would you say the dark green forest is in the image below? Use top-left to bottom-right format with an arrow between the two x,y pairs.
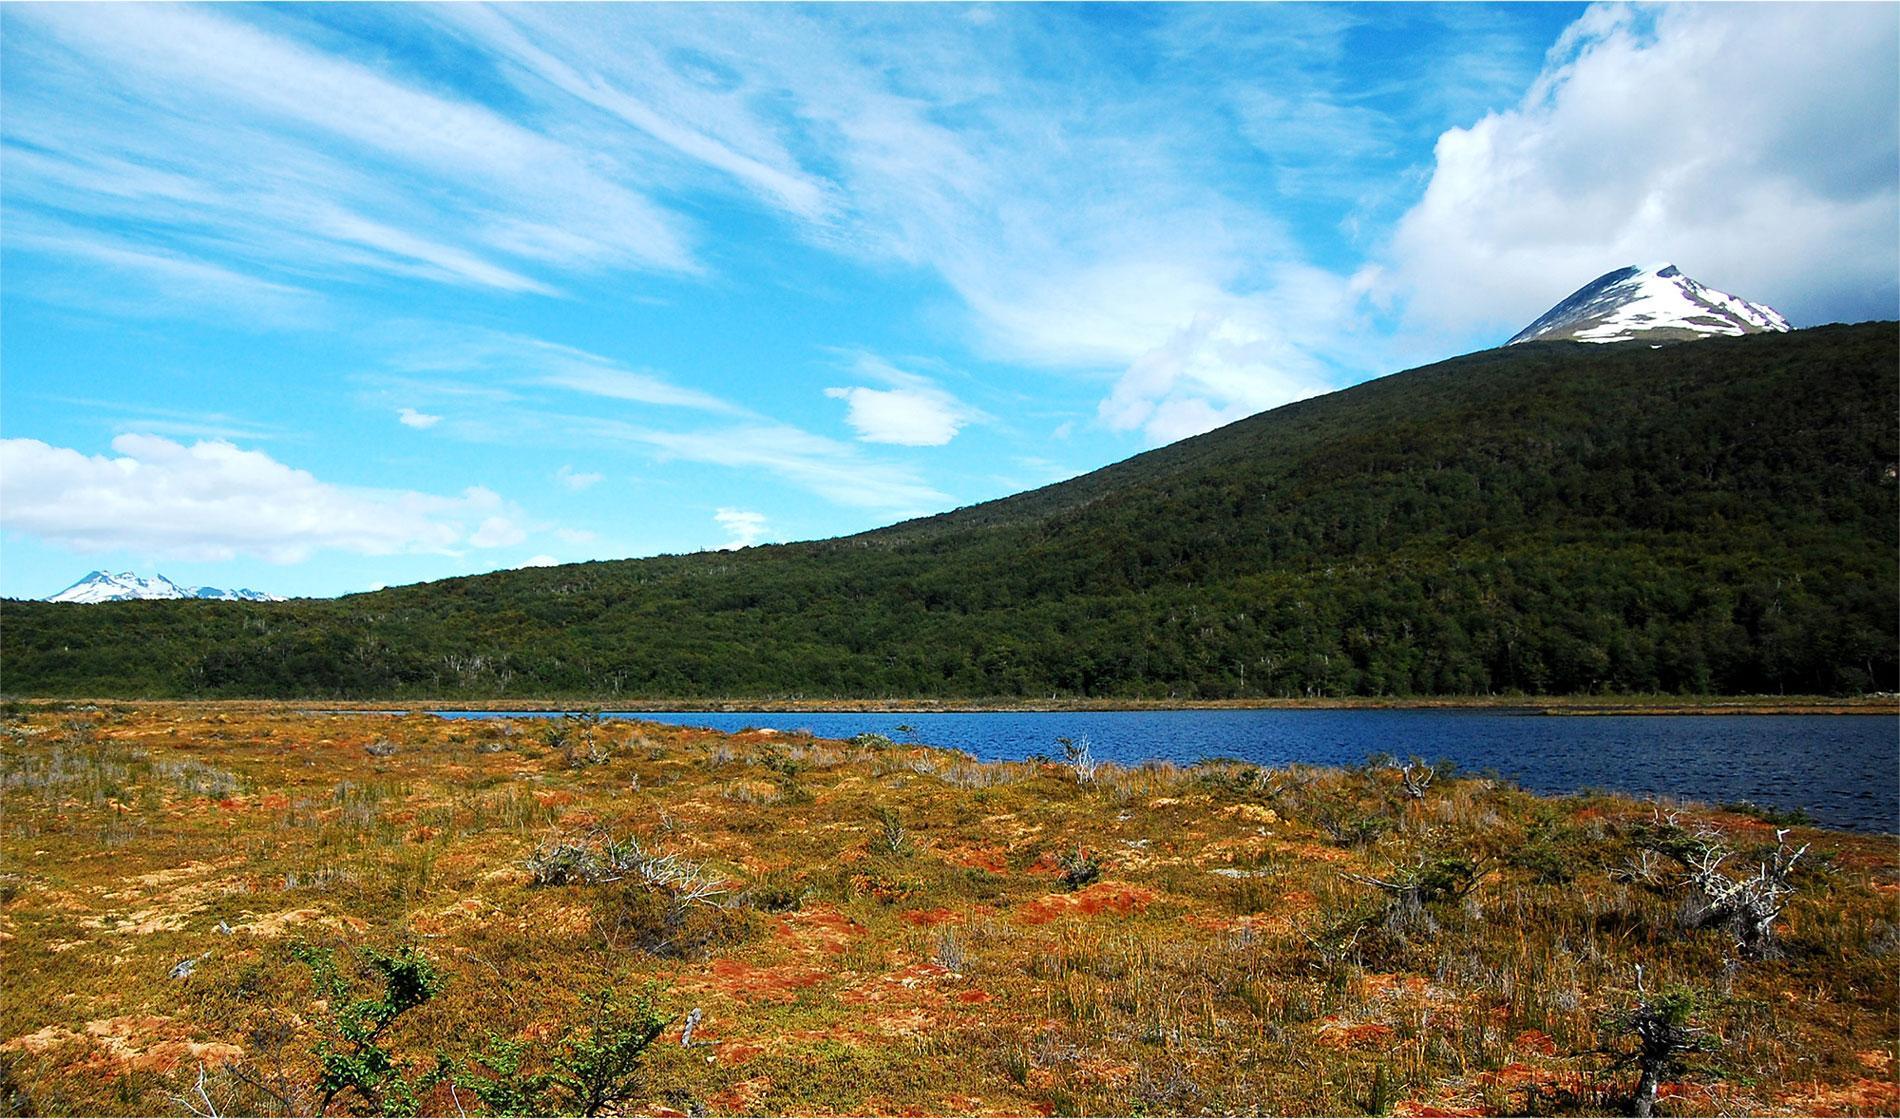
5,323 -> 1895,700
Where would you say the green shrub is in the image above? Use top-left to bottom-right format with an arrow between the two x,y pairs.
460,987 -> 671,1118
1059,845 -> 1104,891
293,942 -> 448,1117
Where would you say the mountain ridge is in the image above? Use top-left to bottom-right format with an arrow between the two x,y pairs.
3,322 -> 1894,699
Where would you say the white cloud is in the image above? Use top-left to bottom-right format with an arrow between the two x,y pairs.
541,364 -> 739,413
430,5 -> 838,223
425,8 -> 1372,441
555,465 -> 604,491
823,357 -> 982,446
520,554 -> 560,568
469,516 -> 527,549
714,508 -> 768,550
825,385 -> 967,445
3,220 -> 322,325
600,420 -> 949,512
1388,2 -> 1900,337
1,3 -> 694,306
397,408 -> 442,429
40,398 -> 290,443
378,328 -> 953,513
378,334 -> 950,513
0,434 -> 529,563
390,329 -> 741,415
1096,268 -> 1354,445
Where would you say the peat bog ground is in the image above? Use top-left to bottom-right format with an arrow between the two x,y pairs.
1,703 -> 1894,1116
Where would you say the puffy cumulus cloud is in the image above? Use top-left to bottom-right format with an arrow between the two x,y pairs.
824,358 -> 983,447
520,554 -> 560,568
1388,2 -> 1900,338
824,385 -> 969,446
397,407 -> 442,429
714,508 -> 768,550
0,434 -> 528,563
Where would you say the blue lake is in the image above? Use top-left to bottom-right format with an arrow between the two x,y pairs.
431,708 -> 1899,834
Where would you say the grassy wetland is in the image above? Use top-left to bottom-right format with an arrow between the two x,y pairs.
1,704 -> 1894,1117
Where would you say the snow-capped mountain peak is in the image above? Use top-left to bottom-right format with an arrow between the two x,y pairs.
45,571 -> 283,604
1508,263 -> 1791,346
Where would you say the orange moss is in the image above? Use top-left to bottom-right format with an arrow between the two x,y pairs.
775,904 -> 862,954
714,1040 -> 767,1065
1853,1048 -> 1892,1072
838,961 -> 955,1005
1015,882 -> 1157,925
1075,882 -> 1157,917
704,958 -> 825,1003
935,844 -> 1009,874
708,1075 -> 774,1113
1775,1077 -> 1900,1116
7,1017 -> 243,1076
1361,973 -> 1433,999
1316,1019 -> 1396,1050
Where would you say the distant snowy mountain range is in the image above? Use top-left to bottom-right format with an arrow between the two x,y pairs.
1510,263 -> 1790,345
45,571 -> 283,604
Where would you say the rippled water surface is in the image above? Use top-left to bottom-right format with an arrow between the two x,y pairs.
433,708 -> 1898,833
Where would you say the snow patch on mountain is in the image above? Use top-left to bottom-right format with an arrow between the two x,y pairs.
45,571 -> 283,604
1509,264 -> 1791,346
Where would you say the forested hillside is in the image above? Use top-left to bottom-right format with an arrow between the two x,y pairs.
5,323 -> 1895,699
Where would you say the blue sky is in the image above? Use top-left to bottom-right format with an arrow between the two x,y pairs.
2,2 -> 1895,600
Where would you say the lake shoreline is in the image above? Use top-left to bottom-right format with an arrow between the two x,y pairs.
17,693 -> 1895,717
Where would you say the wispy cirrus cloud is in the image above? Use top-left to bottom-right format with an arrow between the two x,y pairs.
585,418 -> 949,513
383,328 -> 742,415
35,398 -> 295,445
0,3 -> 1544,459
418,5 -> 1404,443
3,219 -> 323,325
1,3 -> 694,309
426,5 -> 839,224
375,326 -> 951,513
